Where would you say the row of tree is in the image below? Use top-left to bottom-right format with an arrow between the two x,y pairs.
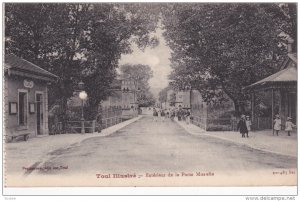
160,3 -> 296,114
5,3 -> 160,121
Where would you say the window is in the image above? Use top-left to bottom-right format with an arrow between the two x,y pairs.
18,91 -> 28,126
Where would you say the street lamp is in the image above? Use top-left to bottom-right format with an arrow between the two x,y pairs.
78,81 -> 87,134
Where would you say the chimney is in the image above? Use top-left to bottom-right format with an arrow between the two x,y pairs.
287,36 -> 294,53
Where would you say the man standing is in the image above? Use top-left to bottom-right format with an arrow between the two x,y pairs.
237,114 -> 248,138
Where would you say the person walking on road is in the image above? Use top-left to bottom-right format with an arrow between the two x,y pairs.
245,115 -> 251,138
237,114 -> 248,138
273,114 -> 281,136
185,109 -> 191,125
285,117 -> 296,136
161,110 -> 166,122
157,109 -> 162,122
153,108 -> 158,122
170,110 -> 175,121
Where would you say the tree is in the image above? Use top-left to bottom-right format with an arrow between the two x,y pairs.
138,92 -> 156,107
5,3 -> 160,124
158,85 -> 172,105
119,64 -> 155,107
161,3 -> 292,115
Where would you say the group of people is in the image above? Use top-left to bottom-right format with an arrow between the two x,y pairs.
152,108 -> 168,122
237,114 -> 296,138
152,107 -> 191,124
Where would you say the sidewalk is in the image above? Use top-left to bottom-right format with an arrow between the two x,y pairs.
5,116 -> 143,175
175,119 -> 297,157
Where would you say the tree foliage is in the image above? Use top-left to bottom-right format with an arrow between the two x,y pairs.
5,3 -> 160,120
161,3 -> 295,114
158,85 -> 172,103
119,64 -> 155,107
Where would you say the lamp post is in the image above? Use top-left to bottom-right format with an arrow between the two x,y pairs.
78,81 -> 87,134
79,91 -> 87,134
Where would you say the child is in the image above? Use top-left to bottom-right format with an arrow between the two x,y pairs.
245,115 -> 252,138
285,117 -> 296,136
273,114 -> 281,136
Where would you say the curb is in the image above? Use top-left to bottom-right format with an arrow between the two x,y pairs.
175,120 -> 297,158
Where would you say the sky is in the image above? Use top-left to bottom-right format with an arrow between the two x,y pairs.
119,27 -> 172,98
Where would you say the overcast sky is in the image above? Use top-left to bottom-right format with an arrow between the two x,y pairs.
119,27 -> 172,98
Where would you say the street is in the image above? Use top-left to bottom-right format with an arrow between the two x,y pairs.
34,116 -> 296,176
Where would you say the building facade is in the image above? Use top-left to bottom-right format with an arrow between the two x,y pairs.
166,89 -> 190,109
5,54 -> 58,140
101,77 -> 138,119
175,90 -> 191,109
121,78 -> 138,118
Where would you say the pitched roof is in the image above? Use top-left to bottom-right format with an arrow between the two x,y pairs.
245,65 -> 297,90
5,54 -> 58,81
244,52 -> 297,90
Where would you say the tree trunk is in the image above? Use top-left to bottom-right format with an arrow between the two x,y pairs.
221,84 -> 241,116
60,96 -> 68,134
233,99 -> 241,117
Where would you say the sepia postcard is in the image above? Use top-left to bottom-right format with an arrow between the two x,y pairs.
2,2 -> 297,193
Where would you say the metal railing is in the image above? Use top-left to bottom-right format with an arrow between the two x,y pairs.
101,116 -> 123,129
190,116 -> 272,131
50,120 -> 96,134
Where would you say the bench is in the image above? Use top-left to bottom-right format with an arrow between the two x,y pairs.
8,129 -> 31,142
11,132 -> 30,141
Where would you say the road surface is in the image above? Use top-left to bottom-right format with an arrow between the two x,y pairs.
33,116 -> 296,176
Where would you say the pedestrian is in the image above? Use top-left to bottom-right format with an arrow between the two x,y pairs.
237,114 -> 248,138
273,114 -> 281,136
178,109 -> 182,121
245,115 -> 251,138
285,117 -> 296,136
186,109 -> 191,125
161,110 -> 166,122
157,109 -> 161,122
166,110 -> 170,119
153,108 -> 158,122
170,110 -> 175,121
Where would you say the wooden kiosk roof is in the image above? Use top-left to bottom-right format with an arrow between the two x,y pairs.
244,66 -> 297,90
244,53 -> 297,91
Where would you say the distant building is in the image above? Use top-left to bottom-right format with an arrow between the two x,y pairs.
5,54 -> 58,140
175,90 -> 191,109
101,79 -> 123,109
101,77 -> 138,119
166,89 -> 191,109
